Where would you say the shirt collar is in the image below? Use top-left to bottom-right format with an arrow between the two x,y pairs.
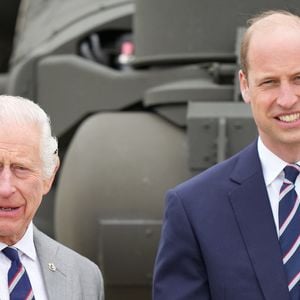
0,222 -> 37,261
257,137 -> 287,186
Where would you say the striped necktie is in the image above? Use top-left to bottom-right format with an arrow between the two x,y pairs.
2,247 -> 35,300
279,164 -> 300,298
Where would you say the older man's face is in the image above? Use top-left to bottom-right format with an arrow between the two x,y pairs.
0,122 -> 55,245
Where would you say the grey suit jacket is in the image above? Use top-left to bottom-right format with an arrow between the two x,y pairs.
33,226 -> 104,300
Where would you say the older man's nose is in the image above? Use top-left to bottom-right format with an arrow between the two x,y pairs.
0,169 -> 16,198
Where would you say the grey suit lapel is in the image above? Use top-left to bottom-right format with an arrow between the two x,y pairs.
33,226 -> 69,299
229,142 -> 290,300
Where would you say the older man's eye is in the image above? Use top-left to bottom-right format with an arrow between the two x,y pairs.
294,76 -> 300,84
14,165 -> 26,170
12,165 -> 29,174
17,166 -> 27,171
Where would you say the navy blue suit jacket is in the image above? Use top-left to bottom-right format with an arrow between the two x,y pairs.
153,141 -> 290,300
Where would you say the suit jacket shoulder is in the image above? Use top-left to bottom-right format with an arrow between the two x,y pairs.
172,140 -> 261,209
153,140 -> 290,300
33,226 -> 104,300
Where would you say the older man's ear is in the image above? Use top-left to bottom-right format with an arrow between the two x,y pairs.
43,158 -> 60,195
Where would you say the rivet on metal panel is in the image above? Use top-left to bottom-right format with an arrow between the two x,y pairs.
203,123 -> 211,130
203,156 -> 211,162
233,123 -> 242,130
145,228 -> 153,237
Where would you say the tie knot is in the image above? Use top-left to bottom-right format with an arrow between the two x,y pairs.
284,164 -> 300,184
2,247 -> 20,262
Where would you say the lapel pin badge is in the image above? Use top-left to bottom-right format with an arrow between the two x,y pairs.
48,262 -> 56,272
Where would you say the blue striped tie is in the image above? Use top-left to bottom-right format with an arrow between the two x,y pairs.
2,247 -> 35,300
279,164 -> 300,299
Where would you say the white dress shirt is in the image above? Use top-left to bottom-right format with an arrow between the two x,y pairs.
257,138 -> 300,236
0,222 -> 48,300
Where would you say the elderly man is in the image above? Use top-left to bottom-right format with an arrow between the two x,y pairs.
0,95 -> 104,299
153,10 -> 300,300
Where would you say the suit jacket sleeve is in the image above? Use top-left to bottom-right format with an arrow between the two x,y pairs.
153,189 -> 211,300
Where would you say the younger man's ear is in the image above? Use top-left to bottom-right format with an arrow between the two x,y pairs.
239,70 -> 250,103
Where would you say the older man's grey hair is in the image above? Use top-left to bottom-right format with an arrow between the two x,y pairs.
0,95 -> 58,178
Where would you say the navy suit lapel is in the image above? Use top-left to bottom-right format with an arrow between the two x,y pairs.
229,141 -> 290,300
